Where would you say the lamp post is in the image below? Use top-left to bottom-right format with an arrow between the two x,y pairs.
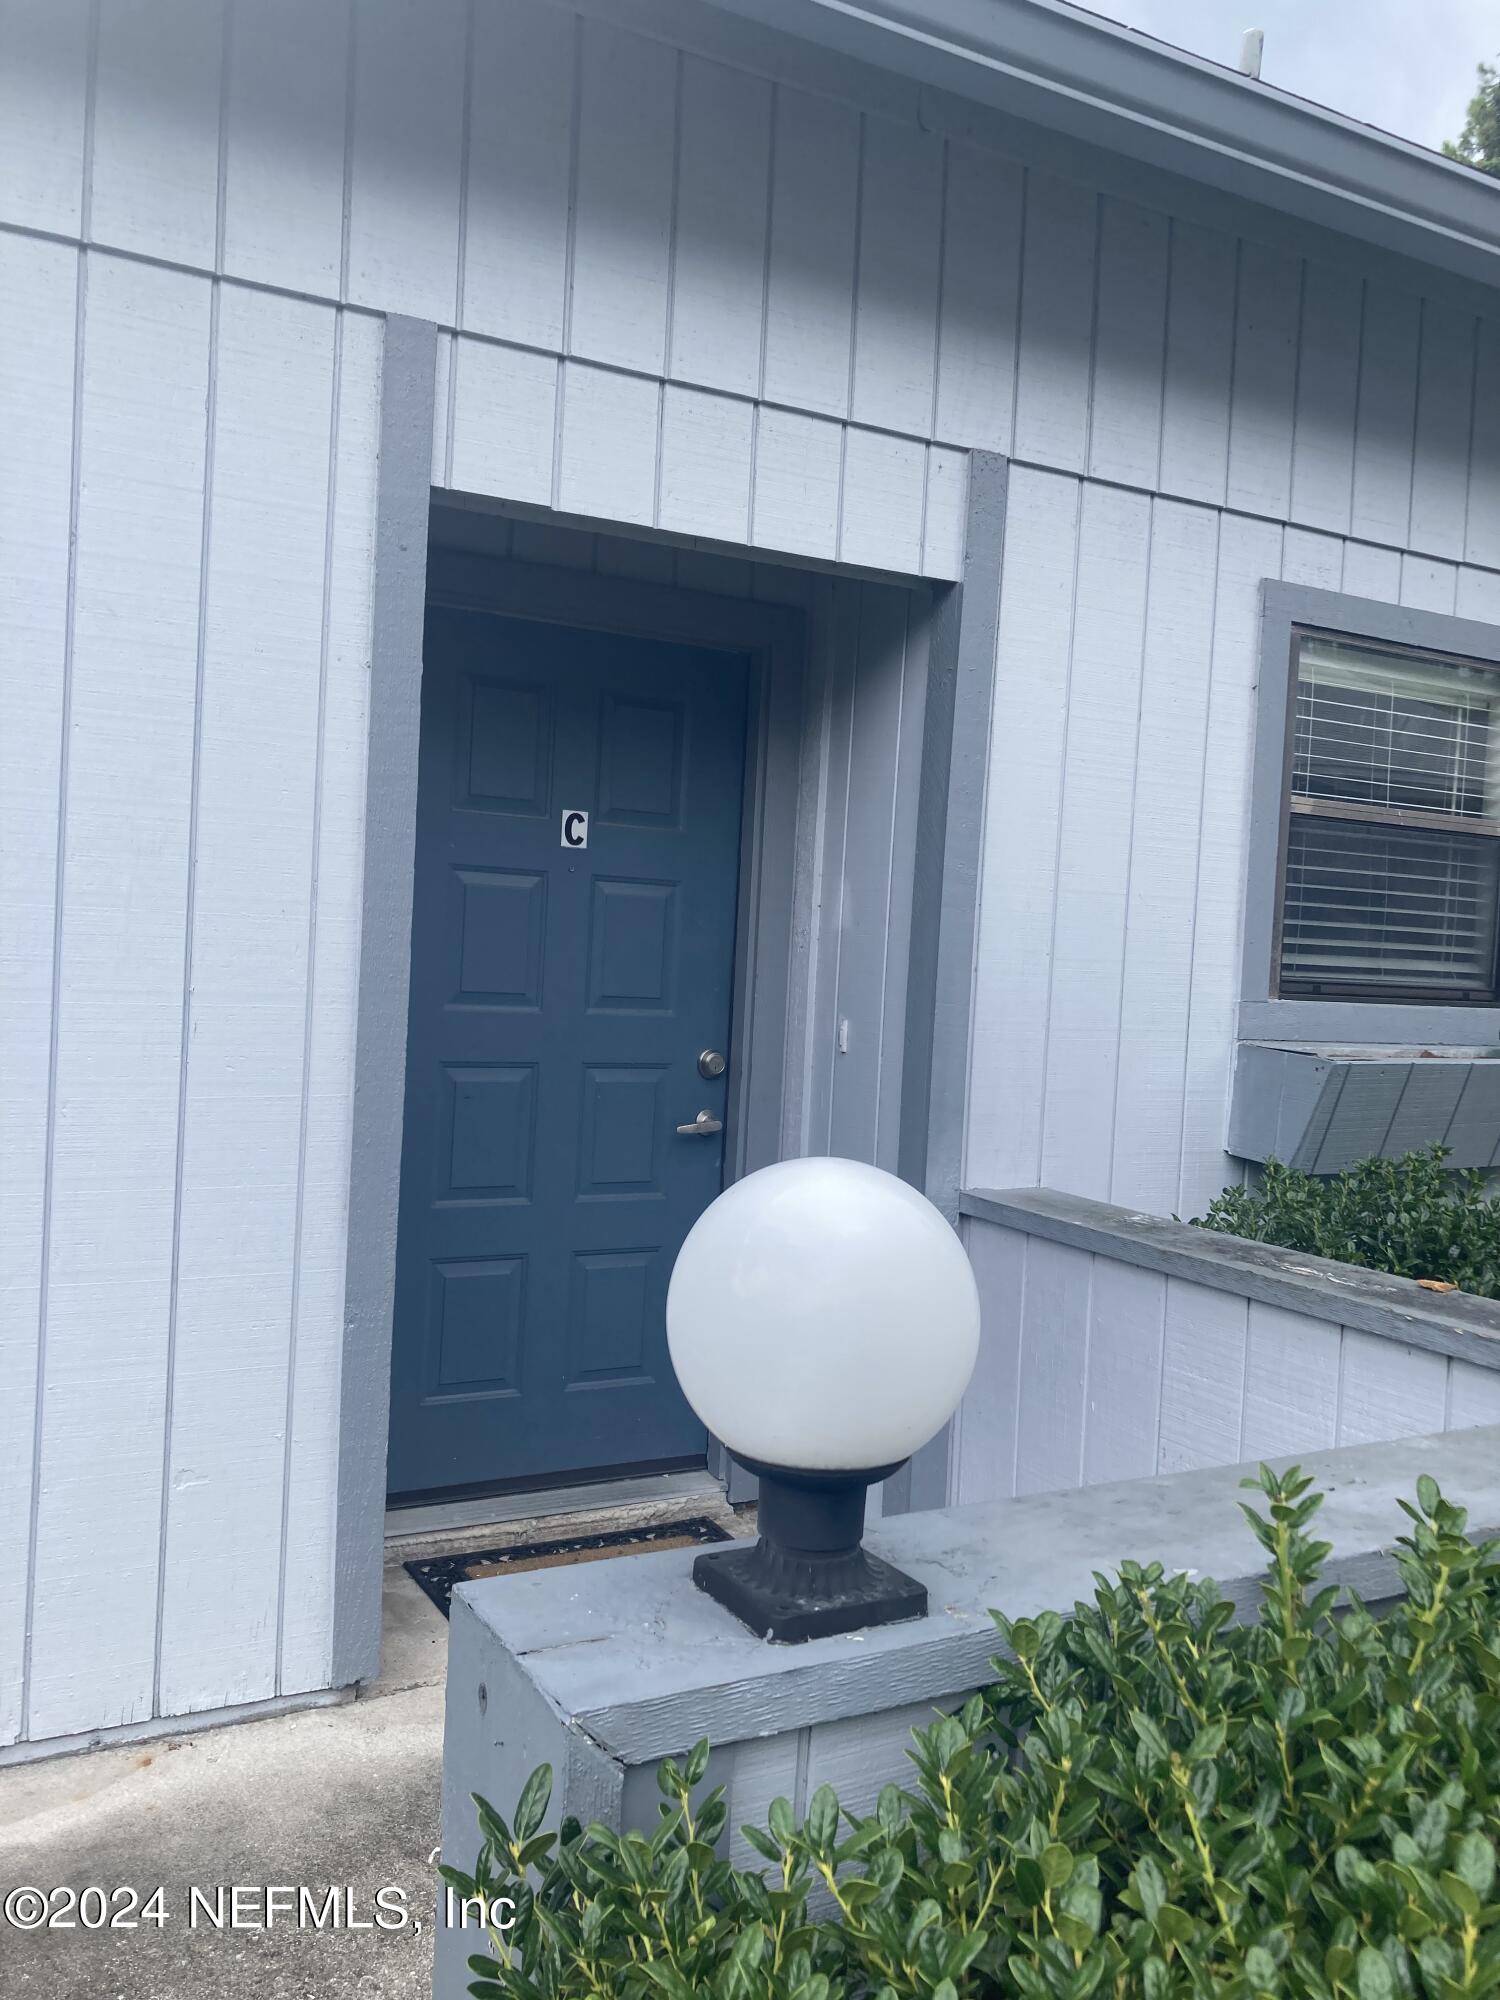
666,1157 -> 980,1643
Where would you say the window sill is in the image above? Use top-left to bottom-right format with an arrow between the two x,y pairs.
1239,998 -> 1500,1044
1230,1040 -> 1500,1171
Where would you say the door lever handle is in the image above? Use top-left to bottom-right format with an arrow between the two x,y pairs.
676,1109 -> 723,1136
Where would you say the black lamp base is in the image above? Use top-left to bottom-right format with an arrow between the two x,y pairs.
693,1459 -> 927,1643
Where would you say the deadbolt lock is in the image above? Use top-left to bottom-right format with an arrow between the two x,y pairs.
697,1048 -> 726,1080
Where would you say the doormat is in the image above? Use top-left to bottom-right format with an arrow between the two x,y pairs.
404,1516 -> 734,1618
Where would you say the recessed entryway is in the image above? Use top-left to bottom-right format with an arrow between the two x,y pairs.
387,598 -> 753,1500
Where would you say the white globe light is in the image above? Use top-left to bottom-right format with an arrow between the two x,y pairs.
667,1157 -> 980,1472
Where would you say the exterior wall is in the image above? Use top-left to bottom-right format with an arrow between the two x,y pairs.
953,1205 -> 1500,1508
967,479 -> 1500,1221
4,0 -> 1500,1751
0,248 -> 381,1750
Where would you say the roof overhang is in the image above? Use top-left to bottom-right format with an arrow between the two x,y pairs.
701,0 -> 1500,292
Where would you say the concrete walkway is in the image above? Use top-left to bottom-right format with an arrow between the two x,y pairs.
0,1482 -> 741,1998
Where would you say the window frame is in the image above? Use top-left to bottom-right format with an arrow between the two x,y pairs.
1243,583 -> 1500,1044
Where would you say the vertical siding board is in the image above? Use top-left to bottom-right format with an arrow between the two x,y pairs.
447,339 -> 557,508
934,144 -> 1021,451
1351,284 -> 1419,548
460,0 -> 575,350
828,586 -> 909,1163
804,1703 -> 948,1822
157,290 -> 336,1718
1240,1303 -> 1340,1456
965,467 -> 1081,1189
222,0 -> 350,296
722,1734 -> 806,1874
1177,513 -> 1284,1212
1157,1280 -> 1248,1473
851,117 -> 943,437
1226,240 -> 1300,519
0,238 -> 78,1747
431,330 -> 453,487
1400,553 -> 1458,614
1088,198 -> 1169,490
345,0 -> 466,321
568,20 -> 677,377
1336,1328 -> 1448,1445
1158,220 -> 1236,506
1014,1240 -> 1092,1496
26,257 -> 211,1742
1041,484 -> 1153,1198
1410,304 -> 1476,561
1340,539 -> 1403,601
1456,566 -> 1500,624
807,582 -> 859,1153
90,0 -> 224,268
749,407 -> 842,560
953,1225 -> 1024,1505
669,57 -> 772,400
657,385 -> 754,544
280,308 -> 381,1698
1445,1358 -> 1500,1430
877,605 -> 928,1165
762,89 -> 860,417
921,445 -> 967,581
1111,500 -> 1220,1212
1281,526 -> 1344,591
1466,320 -> 1500,570
838,428 -> 926,574
0,0 -> 91,236
1014,173 -> 1096,472
556,362 -> 659,526
1290,265 -> 1360,534
1081,1261 -> 1165,1486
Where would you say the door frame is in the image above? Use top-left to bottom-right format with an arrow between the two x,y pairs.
331,316 -> 1006,1689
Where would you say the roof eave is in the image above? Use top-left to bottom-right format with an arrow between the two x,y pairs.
701,0 -> 1500,291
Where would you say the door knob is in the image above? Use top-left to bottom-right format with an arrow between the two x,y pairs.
676,1109 -> 723,1136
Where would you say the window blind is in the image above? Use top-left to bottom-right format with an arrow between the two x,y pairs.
1279,636 -> 1500,1002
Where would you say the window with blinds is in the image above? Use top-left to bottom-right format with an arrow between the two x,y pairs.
1278,634 -> 1500,1003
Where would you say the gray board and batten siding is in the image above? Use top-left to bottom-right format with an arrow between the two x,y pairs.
6,0 -> 1500,1757
950,1190 -> 1500,1511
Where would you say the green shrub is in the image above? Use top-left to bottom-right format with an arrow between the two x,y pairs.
1192,1146 -> 1500,1298
448,1468 -> 1500,2000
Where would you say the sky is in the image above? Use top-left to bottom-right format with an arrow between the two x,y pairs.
1087,0 -> 1497,155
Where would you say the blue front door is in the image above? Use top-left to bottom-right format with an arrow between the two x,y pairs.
387,607 -> 749,1499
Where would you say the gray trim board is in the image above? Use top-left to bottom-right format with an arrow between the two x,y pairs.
961,1186 -> 1500,1371
1242,582 -> 1500,1053
332,315 -> 438,1691
889,452 -> 1007,1516
899,453 -> 1006,1222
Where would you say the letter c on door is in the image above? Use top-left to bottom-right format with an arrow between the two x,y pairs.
561,809 -> 588,850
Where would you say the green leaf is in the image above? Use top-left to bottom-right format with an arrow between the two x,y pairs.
805,1785 -> 840,1854
512,1763 -> 552,1844
1041,1843 -> 1075,1889
1453,1831 -> 1496,1899
1246,1945 -> 1279,1992
1131,1856 -> 1169,1922
1356,1947 -> 1395,2000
